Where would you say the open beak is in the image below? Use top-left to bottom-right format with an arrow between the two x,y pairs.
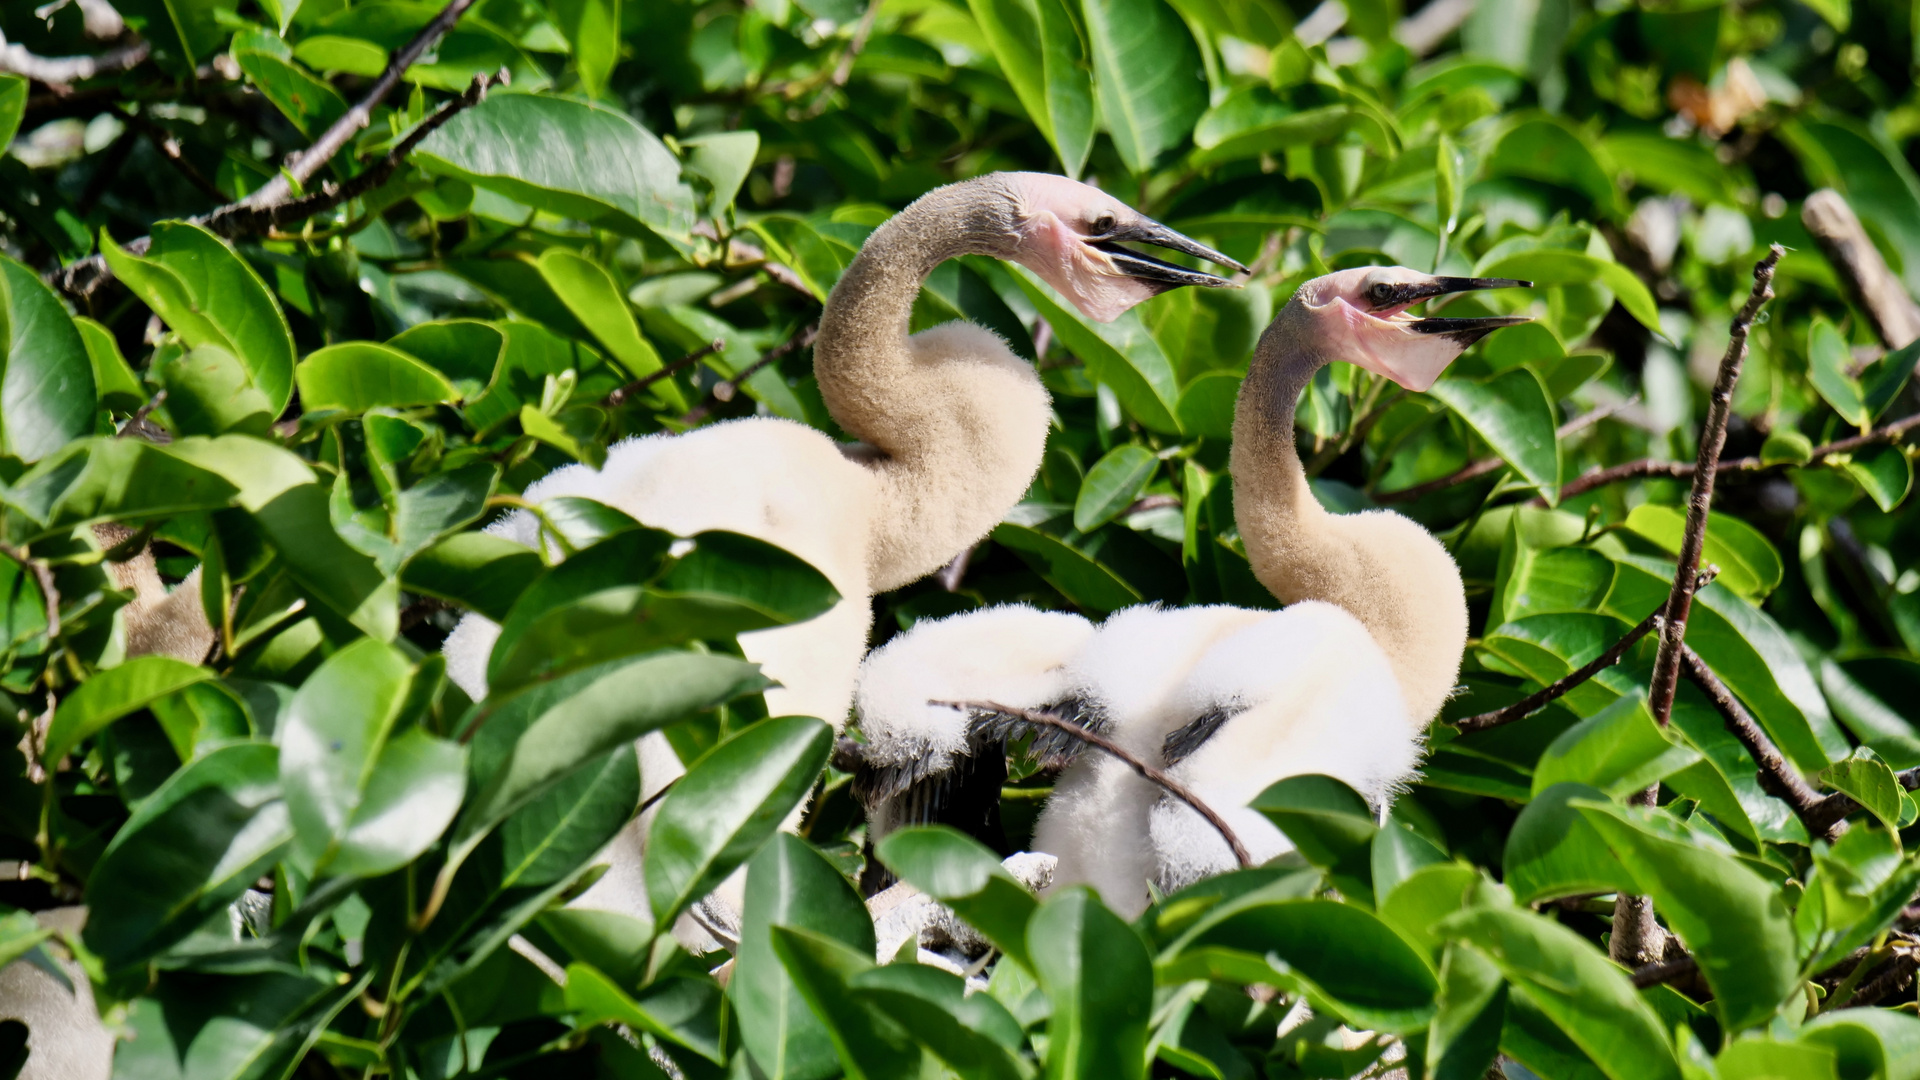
1093,220 -> 1249,290
1389,277 -> 1534,347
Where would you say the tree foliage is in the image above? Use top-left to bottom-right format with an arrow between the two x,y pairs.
3,0 -> 1920,1076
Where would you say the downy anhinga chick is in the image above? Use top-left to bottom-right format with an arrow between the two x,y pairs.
440,174 -> 1243,929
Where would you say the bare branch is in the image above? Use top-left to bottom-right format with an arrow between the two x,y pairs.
1678,646 -> 1832,838
1450,568 -> 1715,736
1647,246 -> 1783,726
1378,403 -> 1631,505
1849,954 -> 1919,1008
603,339 -> 726,408
932,698 -> 1254,870
1630,954 -> 1697,989
0,543 -> 59,640
680,323 -> 819,425
0,38 -> 148,86
1803,190 -> 1920,350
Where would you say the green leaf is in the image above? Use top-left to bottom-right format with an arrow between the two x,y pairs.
0,76 -> 24,151
536,908 -> 655,987
1574,799 -> 1800,1031
1809,316 -> 1870,429
1819,748 -> 1907,832
1621,504 -> 1784,599
1035,0 -> 1095,178
1475,249 -> 1660,332
1027,887 -> 1154,1080
0,254 -> 98,461
736,833 -> 876,1080
279,640 -> 466,878
1531,696 -> 1697,798
1191,89 -> 1352,166
1251,774 -> 1379,904
682,130 -> 759,216
567,966 -> 726,1064
1798,1009 -> 1920,1080
849,964 -> 1033,1080
72,316 -> 145,414
551,0 -> 621,97
151,680 -> 251,762
1074,445 -> 1159,533
967,0 -> 1051,145
1167,897 -> 1440,1032
233,50 -> 349,137
1176,371 -> 1241,440
101,223 -> 296,413
1439,906 -> 1680,1080
1378,863 -> 1481,959
536,249 -> 687,410
990,523 -> 1142,613
1082,0 -> 1207,173
875,826 -> 1040,972
46,657 -> 212,765
414,93 -> 698,246
771,927 -> 925,1080
251,483 -> 399,641
646,715 -> 833,927
118,0 -> 231,75
388,319 -> 505,401
154,345 -> 276,437
1428,944 -> 1505,1080
1485,118 -> 1625,219
1371,821 -> 1449,902
113,972 -> 341,1080
1428,369 -> 1560,504
84,743 -> 291,970
1008,265 -> 1181,435
295,342 -> 461,412
1502,783 -> 1638,904
1844,446 -> 1913,512
1781,120 -> 1920,299
400,532 -> 545,623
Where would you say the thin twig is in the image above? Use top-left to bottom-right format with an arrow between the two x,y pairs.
1630,954 -> 1697,989
1849,954 -> 1919,1008
603,339 -> 725,408
829,1 -> 882,87
53,0 -> 483,295
1678,646 -> 1830,834
1451,568 -> 1715,735
931,699 -> 1253,869
0,38 -> 149,85
679,324 -> 818,425
1378,402 -> 1633,504
1803,190 -> 1920,349
1647,246 -> 1782,726
0,544 -> 59,640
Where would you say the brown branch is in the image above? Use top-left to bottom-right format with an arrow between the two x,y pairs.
1849,954 -> 1919,1008
1647,246 -> 1782,726
1678,646 -> 1831,837
1611,783 -> 1670,965
1803,190 -> 1920,350
603,338 -> 726,408
679,323 -> 818,426
1123,494 -> 1181,517
53,0 -> 484,296
932,699 -> 1253,870
0,543 -> 59,640
0,38 -> 149,86
1630,954 -> 1697,989
1377,402 -> 1631,505
829,1 -> 882,87
1803,765 -> 1920,838
1451,568 -> 1715,735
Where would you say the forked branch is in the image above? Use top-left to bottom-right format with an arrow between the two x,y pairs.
932,699 -> 1253,869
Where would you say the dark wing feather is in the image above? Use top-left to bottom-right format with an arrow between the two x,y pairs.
967,696 -> 1109,767
1162,704 -> 1242,766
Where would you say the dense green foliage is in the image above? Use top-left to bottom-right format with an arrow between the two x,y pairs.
5,0 -> 1920,1076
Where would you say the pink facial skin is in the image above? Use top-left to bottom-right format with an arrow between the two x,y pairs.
1298,267 -> 1519,391
1004,173 -> 1162,323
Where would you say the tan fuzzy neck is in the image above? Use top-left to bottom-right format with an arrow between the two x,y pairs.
1230,302 -> 1467,724
816,176 -> 1051,592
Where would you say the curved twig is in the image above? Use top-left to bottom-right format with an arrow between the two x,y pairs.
604,339 -> 726,408
931,699 -> 1253,869
680,324 -> 819,425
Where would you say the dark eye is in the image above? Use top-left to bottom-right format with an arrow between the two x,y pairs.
1369,282 -> 1396,304
1090,213 -> 1116,235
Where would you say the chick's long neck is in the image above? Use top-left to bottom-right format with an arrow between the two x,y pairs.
1229,302 -> 1468,723
813,176 -> 1052,592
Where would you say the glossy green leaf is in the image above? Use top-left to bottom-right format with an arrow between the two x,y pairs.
1844,446 -> 1914,512
84,743 -> 291,970
1485,118 -> 1624,219
771,926 -> 925,1080
567,965 -> 726,1063
1033,0 -> 1094,178
682,130 -> 759,216
1251,774 -> 1379,903
536,249 -> 687,410
551,0 -> 621,97
1429,369 -> 1560,503
400,532 -> 545,622
1810,316 -> 1871,429
112,971 -> 341,1080
250,483 -> 398,641
118,0 -> 231,75
1177,371 -> 1242,440
1191,88 -> 1352,165
849,964 -> 1033,1080
0,76 -> 23,152
154,345 -> 276,437
1439,906 -> 1680,1080
1476,249 -> 1660,332
1028,887 -> 1154,1080
1008,265 -> 1182,434
1782,119 -> 1920,299
0,255 -> 97,462
967,0 -> 1051,144
1503,783 -> 1637,904
1378,863 -> 1481,959
1074,445 -> 1159,533
72,316 -> 145,414
46,657 -> 212,765
875,826 -> 1040,972
234,50 -> 348,137
1820,748 -> 1907,832
645,715 -> 834,926
280,640 -> 466,878
1578,800 -> 1799,1030
414,93 -> 698,245
1532,696 -> 1697,798
990,523 -> 1142,613
296,342 -> 461,412
1371,821 -> 1449,902
101,223 -> 295,413
1798,1009 -> 1920,1080
1428,944 -> 1505,1080
1621,504 -> 1784,599
1083,0 -> 1208,173
737,833 -> 878,1080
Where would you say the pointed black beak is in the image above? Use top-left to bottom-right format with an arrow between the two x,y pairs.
1092,219 -> 1249,290
1380,277 -> 1533,345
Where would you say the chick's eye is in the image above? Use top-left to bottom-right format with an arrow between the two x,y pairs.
1090,214 -> 1116,234
1369,282 -> 1396,304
